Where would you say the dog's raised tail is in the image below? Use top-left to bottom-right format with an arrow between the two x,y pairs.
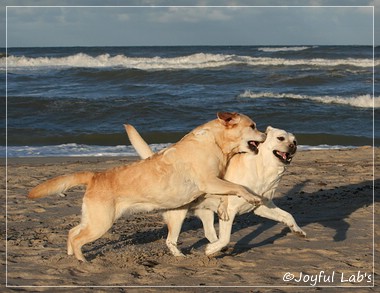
124,124 -> 154,159
28,171 -> 94,199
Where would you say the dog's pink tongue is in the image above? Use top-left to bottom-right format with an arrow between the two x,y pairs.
280,152 -> 287,160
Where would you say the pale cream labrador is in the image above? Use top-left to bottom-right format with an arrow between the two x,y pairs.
127,125 -> 306,256
28,112 -> 266,261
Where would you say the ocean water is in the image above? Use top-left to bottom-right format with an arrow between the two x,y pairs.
1,45 -> 379,157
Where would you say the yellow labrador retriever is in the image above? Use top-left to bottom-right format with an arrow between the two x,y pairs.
28,112 -> 266,261
127,125 -> 306,256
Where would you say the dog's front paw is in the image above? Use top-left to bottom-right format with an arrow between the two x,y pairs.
248,197 -> 262,206
170,249 -> 186,257
292,227 -> 307,238
166,241 -> 186,257
205,242 -> 224,256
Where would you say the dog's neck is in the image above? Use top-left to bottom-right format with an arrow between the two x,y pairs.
249,150 -> 288,198
204,122 -> 239,158
190,124 -> 231,176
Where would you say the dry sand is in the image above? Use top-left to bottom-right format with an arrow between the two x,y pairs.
2,147 -> 379,292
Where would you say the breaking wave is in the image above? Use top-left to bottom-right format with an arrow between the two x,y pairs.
238,91 -> 380,108
258,46 -> 311,52
2,52 -> 378,70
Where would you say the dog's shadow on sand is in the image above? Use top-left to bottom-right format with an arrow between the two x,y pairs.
86,179 -> 378,260
221,178 -> 378,256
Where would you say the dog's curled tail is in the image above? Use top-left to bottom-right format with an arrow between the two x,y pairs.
28,171 -> 94,199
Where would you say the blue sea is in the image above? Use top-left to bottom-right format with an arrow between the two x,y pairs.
1,45 -> 379,157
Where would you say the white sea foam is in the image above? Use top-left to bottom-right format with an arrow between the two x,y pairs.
2,143 -> 356,158
2,52 -> 378,70
238,91 -> 380,108
3,143 -> 172,158
297,145 -> 357,151
4,144 -> 136,157
258,46 -> 311,52
3,53 -> 232,70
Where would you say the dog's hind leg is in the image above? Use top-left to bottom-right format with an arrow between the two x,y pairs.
163,209 -> 188,257
253,200 -> 306,237
67,225 -> 81,255
69,199 -> 116,262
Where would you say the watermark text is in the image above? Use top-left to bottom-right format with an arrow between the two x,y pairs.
283,271 -> 372,286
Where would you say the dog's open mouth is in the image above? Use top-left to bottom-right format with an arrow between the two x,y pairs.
273,150 -> 293,164
248,140 -> 260,153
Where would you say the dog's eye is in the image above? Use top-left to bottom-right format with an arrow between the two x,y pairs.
277,136 -> 285,141
250,124 -> 256,130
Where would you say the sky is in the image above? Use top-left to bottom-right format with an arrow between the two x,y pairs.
1,0 -> 378,47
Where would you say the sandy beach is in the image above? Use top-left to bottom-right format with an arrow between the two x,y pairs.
2,147 -> 379,292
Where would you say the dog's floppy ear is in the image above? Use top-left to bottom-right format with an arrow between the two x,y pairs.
217,112 -> 241,127
265,126 -> 274,134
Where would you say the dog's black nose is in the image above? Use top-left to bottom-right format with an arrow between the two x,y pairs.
289,144 -> 295,149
